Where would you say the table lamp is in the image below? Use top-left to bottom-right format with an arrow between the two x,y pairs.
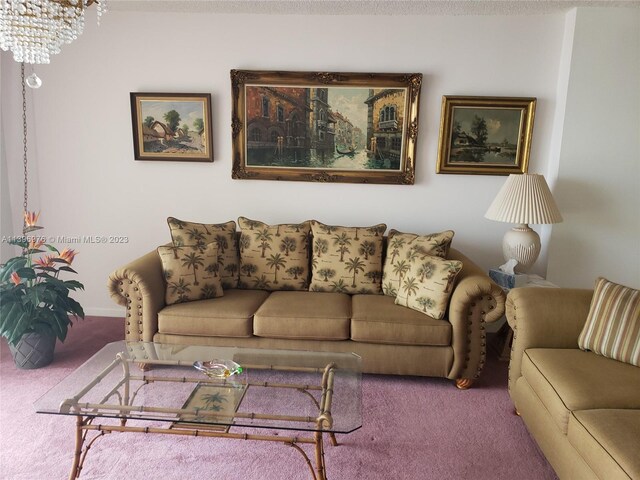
485,173 -> 562,274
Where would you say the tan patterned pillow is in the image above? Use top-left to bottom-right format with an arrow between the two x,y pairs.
158,243 -> 224,305
578,277 -> 640,367
309,220 -> 387,294
382,229 -> 455,297
167,217 -> 239,289
394,254 -> 463,319
237,217 -> 311,291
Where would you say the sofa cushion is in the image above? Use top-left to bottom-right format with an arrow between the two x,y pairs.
167,217 -> 240,288
393,255 -> 463,320
237,217 -> 311,291
382,229 -> 454,297
309,220 -> 386,294
157,243 -> 223,305
578,277 -> 640,367
254,291 -> 351,340
568,409 -> 640,479
158,289 -> 270,337
521,348 -> 640,434
351,294 -> 451,346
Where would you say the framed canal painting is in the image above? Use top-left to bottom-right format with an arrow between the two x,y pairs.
230,70 -> 422,184
436,96 -> 536,175
130,92 -> 213,162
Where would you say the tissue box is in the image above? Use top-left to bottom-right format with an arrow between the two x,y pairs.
489,269 -> 529,290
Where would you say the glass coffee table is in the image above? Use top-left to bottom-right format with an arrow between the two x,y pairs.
35,341 -> 362,480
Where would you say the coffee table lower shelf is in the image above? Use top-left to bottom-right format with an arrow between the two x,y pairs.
69,414 -> 339,480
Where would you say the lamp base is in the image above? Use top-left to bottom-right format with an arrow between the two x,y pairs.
502,224 -> 540,273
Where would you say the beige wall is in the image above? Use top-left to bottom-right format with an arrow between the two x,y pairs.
3,8 -> 634,315
546,8 -> 640,289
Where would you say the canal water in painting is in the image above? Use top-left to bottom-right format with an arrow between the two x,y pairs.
251,148 -> 400,171
245,85 -> 405,171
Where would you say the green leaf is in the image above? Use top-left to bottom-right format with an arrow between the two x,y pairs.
15,267 -> 37,280
63,280 -> 84,290
35,266 -> 57,273
44,244 -> 59,254
58,266 -> 78,275
0,258 -> 28,282
65,297 -> 85,318
8,239 -> 28,248
39,274 -> 66,289
1,303 -> 32,345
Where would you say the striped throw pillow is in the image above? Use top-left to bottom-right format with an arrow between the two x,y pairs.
578,277 -> 640,367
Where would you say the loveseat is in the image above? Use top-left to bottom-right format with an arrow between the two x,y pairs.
507,287 -> 640,479
108,218 -> 506,388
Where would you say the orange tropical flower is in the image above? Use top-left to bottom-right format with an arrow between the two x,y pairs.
23,211 -> 40,227
34,255 -> 55,268
10,272 -> 21,286
58,248 -> 78,264
28,238 -> 45,250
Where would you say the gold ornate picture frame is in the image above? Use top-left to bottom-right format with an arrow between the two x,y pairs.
231,70 -> 422,184
130,92 -> 213,162
436,96 -> 536,175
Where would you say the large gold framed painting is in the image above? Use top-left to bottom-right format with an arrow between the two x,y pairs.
231,70 -> 422,184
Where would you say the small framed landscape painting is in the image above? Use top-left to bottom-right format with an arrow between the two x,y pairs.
230,69 -> 423,184
130,92 -> 213,162
436,96 -> 536,175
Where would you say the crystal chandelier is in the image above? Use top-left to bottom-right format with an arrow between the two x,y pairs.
0,0 -> 107,65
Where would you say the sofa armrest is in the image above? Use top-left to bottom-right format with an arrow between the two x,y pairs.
446,248 -> 506,384
506,287 -> 593,392
107,249 -> 166,342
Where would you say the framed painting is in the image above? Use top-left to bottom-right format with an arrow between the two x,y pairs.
130,92 -> 213,162
436,96 -> 536,175
230,70 -> 422,184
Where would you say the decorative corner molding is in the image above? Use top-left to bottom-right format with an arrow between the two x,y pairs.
232,157 -> 258,179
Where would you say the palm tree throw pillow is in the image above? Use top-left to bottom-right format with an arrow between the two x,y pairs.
157,243 -> 224,305
382,229 -> 455,297
394,255 -> 463,319
167,217 -> 239,289
309,221 -> 387,294
237,217 -> 311,291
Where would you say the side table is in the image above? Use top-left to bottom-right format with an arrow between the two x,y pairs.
490,274 -> 558,361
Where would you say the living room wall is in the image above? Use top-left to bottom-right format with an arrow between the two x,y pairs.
0,9 -> 589,315
546,8 -> 640,289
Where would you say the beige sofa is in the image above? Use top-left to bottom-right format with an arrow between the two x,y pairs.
108,240 -> 505,388
507,287 -> 640,479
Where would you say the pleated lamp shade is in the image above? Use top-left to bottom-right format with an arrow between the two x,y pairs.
485,173 -> 563,225
485,174 -> 562,273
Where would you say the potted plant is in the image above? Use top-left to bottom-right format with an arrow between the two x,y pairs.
0,211 -> 84,369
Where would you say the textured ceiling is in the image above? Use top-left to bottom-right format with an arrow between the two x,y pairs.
108,0 -> 640,15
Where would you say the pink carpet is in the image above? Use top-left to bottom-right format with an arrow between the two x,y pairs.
0,317 -> 557,480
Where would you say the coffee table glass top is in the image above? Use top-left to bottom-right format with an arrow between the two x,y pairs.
35,342 -> 362,434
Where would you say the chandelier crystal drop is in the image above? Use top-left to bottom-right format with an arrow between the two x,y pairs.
0,0 -> 107,64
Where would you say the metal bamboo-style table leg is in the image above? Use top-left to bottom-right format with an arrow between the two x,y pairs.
314,430 -> 326,480
69,416 -> 109,479
69,416 -> 84,480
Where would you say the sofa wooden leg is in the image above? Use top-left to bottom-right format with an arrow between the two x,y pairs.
138,362 -> 152,372
455,378 -> 474,389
